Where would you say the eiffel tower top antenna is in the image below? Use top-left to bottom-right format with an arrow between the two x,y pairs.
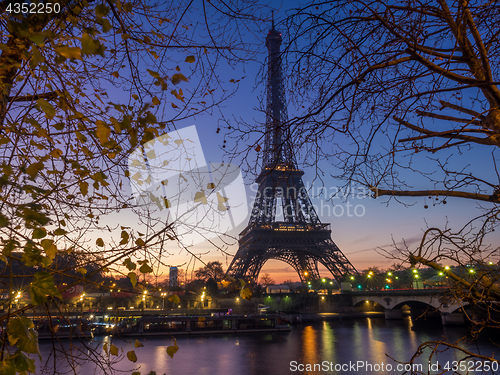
263,14 -> 294,171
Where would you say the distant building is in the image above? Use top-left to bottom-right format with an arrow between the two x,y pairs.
169,267 -> 178,287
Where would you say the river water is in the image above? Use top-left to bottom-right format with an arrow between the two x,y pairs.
36,316 -> 498,374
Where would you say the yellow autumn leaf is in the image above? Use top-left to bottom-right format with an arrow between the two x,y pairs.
55,46 -> 82,60
194,191 -> 207,205
80,181 -> 89,196
166,339 -> 179,358
50,149 -> 63,158
26,162 -> 44,179
110,344 -> 119,356
134,339 -> 143,348
217,192 -> 229,211
240,287 -> 253,301
95,120 -> 111,145
127,350 -> 137,362
168,294 -> 180,305
152,96 -> 160,105
128,272 -> 137,287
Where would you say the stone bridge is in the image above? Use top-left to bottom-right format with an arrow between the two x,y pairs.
348,289 -> 467,325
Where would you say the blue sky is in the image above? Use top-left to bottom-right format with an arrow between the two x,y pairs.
101,1 -> 500,283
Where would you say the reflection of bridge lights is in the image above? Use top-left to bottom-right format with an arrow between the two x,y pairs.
236,297 -> 240,302
445,266 -> 450,270
365,300 -> 369,303
321,296 -> 325,300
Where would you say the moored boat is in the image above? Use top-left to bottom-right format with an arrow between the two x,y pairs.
115,314 -> 291,337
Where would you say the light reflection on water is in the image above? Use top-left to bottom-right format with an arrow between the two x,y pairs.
35,317 -> 498,375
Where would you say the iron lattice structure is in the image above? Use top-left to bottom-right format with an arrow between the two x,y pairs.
226,22 -> 358,284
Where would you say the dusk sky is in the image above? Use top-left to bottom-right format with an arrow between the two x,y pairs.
102,1 -> 500,284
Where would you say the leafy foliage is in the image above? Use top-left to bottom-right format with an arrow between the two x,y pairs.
0,0 -> 265,373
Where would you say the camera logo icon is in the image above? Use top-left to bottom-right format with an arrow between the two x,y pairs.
128,125 -> 248,247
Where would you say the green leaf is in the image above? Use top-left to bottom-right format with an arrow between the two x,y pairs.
53,228 -> 67,236
30,272 -> 63,305
32,227 -> 47,239
139,263 -> 153,274
0,212 -> 9,227
55,46 -> 82,60
29,33 -> 45,46
128,272 -> 137,287
166,339 -> 179,358
119,230 -> 129,245
96,120 -> 111,145
7,317 -> 39,354
31,45 -> 44,68
240,287 -> 253,301
37,98 -> 55,119
26,162 -> 44,179
127,350 -> 138,362
80,181 -> 89,196
0,358 -> 16,375
41,239 -> 57,260
168,294 -> 180,305
2,240 -> 19,257
12,351 -> 36,373
123,258 -> 136,270
82,33 -> 100,55
185,55 -> 195,63
95,4 -> 110,17
96,238 -> 104,247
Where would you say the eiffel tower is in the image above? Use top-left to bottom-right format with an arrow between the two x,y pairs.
226,21 -> 358,284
